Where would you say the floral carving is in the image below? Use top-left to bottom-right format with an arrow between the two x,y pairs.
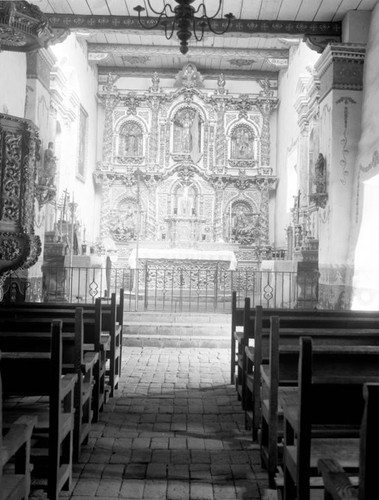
0,238 -> 21,260
0,113 -> 41,275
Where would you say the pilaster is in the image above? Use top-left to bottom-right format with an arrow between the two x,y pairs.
315,43 -> 365,309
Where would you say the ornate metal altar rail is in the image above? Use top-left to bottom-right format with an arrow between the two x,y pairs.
2,266 -> 318,312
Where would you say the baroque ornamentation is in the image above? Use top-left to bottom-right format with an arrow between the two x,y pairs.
0,113 -> 42,274
310,153 -> 328,208
174,63 -> 204,89
336,96 -> 356,184
0,1 -> 56,52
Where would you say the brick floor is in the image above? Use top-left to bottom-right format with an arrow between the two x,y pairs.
31,347 -> 271,500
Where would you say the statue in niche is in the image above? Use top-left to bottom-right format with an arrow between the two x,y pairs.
119,122 -> 143,157
177,185 -> 196,216
112,204 -> 137,241
230,203 -> 258,244
314,153 -> 326,193
231,126 -> 254,160
173,109 -> 200,156
40,142 -> 57,186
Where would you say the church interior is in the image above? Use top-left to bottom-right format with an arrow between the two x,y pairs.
1,1 -> 379,499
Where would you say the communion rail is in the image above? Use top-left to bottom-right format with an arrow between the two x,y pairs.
2,266 -> 319,312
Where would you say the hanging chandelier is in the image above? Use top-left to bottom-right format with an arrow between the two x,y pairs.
133,0 -> 234,55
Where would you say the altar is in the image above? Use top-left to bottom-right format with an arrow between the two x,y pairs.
128,248 -> 237,270
128,247 -> 237,296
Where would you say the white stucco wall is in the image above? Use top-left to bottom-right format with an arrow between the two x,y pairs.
274,42 -> 320,249
0,51 -> 26,117
50,34 -> 100,246
350,3 -> 379,309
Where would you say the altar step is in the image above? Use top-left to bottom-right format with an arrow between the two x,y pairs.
122,312 -> 231,348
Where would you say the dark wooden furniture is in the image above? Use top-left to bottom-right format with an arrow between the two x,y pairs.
242,306 -> 379,438
0,287 -> 124,404
256,317 -> 379,487
0,307 -> 99,461
318,383 -> 379,500
282,337 -> 379,500
0,356 -> 36,500
1,321 -> 77,500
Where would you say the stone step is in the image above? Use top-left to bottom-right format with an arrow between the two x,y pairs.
123,335 -> 230,349
123,312 -> 231,324
123,323 -> 230,337
122,312 -> 231,348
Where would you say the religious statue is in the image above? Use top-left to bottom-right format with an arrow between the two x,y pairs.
173,109 -> 201,157
40,141 -> 57,187
119,122 -> 143,157
182,112 -> 193,153
112,207 -> 137,241
217,73 -> 227,94
231,127 -> 254,159
178,185 -> 195,216
150,72 -> 160,92
314,153 -> 326,193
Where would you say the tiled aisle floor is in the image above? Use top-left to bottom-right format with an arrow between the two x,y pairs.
57,347 -> 271,499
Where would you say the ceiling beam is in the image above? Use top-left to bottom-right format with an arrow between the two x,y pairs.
88,43 -> 289,60
46,14 -> 341,38
97,66 -> 279,81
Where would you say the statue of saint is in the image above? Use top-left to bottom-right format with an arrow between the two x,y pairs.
41,142 -> 57,186
181,113 -> 193,153
314,153 -> 326,193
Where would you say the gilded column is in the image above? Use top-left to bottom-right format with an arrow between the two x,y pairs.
215,101 -> 226,167
256,178 -> 271,247
148,97 -> 160,165
256,98 -> 277,167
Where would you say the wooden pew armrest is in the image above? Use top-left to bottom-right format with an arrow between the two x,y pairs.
100,334 -> 111,350
318,458 -> 358,500
245,346 -> 255,362
234,331 -> 244,342
61,373 -> 78,396
83,351 -> 99,371
1,415 -> 37,465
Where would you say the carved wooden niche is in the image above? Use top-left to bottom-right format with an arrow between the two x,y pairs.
0,113 -> 41,275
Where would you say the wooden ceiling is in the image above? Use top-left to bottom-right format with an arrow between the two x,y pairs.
31,0 -> 377,80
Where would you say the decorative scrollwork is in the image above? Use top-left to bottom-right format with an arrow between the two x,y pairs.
0,238 -> 21,260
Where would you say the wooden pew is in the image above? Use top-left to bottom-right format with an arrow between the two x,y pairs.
0,287 -> 124,402
231,291 -> 245,384
233,296 -> 251,399
242,306 -> 379,436
0,355 -> 36,500
1,320 -> 77,500
281,337 -> 379,500
318,383 -> 379,500
0,297 -> 109,420
101,292 -> 122,397
256,317 -> 379,487
0,308 -> 98,462
235,304 -> 379,402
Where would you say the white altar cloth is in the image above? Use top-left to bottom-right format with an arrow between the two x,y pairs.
128,248 -> 237,270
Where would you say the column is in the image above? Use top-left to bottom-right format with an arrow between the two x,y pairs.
256,99 -> 277,168
315,43 -> 365,308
